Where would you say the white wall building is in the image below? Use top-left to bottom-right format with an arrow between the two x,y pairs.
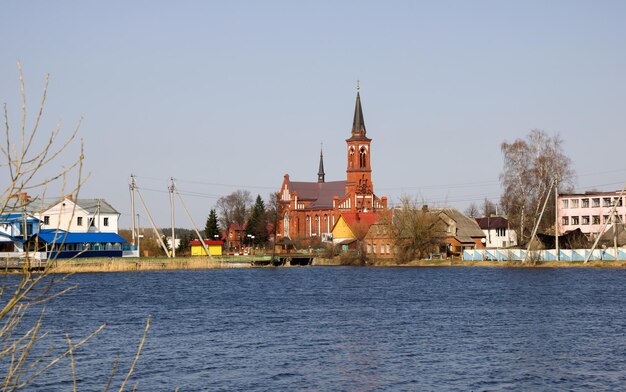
558,191 -> 625,238
35,196 -> 120,233
475,216 -> 518,248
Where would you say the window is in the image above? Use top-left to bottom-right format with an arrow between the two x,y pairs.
104,217 -> 109,226
88,218 -> 95,227
561,199 -> 569,209
571,199 -> 579,208
496,228 -> 506,237
372,244 -> 377,255
582,216 -> 590,225
367,244 -> 372,253
77,217 -> 83,226
43,216 -> 50,225
614,197 -> 624,207
359,147 -> 367,168
603,198 -> 612,207
572,216 -> 580,225
386,244 -> 390,254
603,215 -> 610,224
592,198 -> 600,207
562,216 -> 569,225
592,215 -> 600,225
582,198 -> 589,208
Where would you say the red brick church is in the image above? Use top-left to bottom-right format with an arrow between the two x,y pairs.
277,89 -> 388,242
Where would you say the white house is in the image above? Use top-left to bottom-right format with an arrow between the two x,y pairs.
0,213 -> 41,252
35,196 -> 120,234
475,216 -> 518,248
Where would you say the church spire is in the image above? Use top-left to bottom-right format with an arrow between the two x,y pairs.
351,81 -> 366,137
317,145 -> 325,183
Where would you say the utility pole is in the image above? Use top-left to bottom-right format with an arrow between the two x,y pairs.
173,185 -> 212,258
169,178 -> 176,258
585,184 -> 626,263
129,175 -> 136,246
555,176 -> 559,261
525,177 -> 555,262
137,213 -> 141,258
134,182 -> 170,257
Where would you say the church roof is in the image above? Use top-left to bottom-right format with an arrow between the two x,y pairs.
317,148 -> 325,183
347,91 -> 371,142
288,180 -> 347,209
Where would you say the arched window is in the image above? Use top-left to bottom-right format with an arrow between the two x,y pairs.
283,213 -> 289,237
315,215 -> 320,235
306,215 -> 311,237
359,147 -> 367,168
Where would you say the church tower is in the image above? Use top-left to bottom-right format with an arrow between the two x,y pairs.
346,86 -> 373,200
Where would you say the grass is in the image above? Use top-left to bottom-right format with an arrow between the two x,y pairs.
48,256 -> 253,273
6,256 -> 625,274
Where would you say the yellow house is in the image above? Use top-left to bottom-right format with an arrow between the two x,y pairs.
190,239 -> 223,256
331,212 -> 393,258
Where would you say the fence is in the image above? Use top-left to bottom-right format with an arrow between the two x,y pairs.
463,248 -> 626,262
0,252 -> 47,269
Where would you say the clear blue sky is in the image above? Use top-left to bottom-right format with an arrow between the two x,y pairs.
2,1 -> 625,229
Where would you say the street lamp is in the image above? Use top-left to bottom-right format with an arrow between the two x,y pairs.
246,234 -> 255,255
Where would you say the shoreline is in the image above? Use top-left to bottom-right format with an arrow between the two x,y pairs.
18,256 -> 626,273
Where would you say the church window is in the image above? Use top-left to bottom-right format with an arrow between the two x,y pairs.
359,147 -> 367,168
283,213 -> 289,237
315,215 -> 320,235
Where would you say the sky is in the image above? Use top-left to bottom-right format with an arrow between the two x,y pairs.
2,0 -> 625,229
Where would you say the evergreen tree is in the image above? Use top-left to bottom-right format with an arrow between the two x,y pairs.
246,195 -> 268,245
177,232 -> 192,254
204,209 -> 221,239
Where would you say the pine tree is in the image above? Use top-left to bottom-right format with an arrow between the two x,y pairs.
246,195 -> 268,245
204,209 -> 221,240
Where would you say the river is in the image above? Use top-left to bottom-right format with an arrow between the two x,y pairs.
11,267 -> 626,390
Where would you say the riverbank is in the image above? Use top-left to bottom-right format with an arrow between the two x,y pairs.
31,256 -> 626,273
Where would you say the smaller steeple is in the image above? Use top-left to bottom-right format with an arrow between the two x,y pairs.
317,144 -> 325,183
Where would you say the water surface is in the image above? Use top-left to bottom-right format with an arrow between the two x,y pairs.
13,267 -> 626,390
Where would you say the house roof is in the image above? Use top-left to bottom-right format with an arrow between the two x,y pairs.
339,212 -> 380,234
475,216 -> 509,230
288,180 -> 347,209
189,239 -> 224,246
30,197 -> 120,215
441,209 -> 484,236
38,230 -> 126,244
0,213 -> 40,223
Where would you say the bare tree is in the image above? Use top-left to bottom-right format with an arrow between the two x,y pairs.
215,190 -> 253,250
500,129 -> 575,244
1,63 -> 149,390
464,203 -> 479,218
385,196 -> 445,262
482,198 -> 497,217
